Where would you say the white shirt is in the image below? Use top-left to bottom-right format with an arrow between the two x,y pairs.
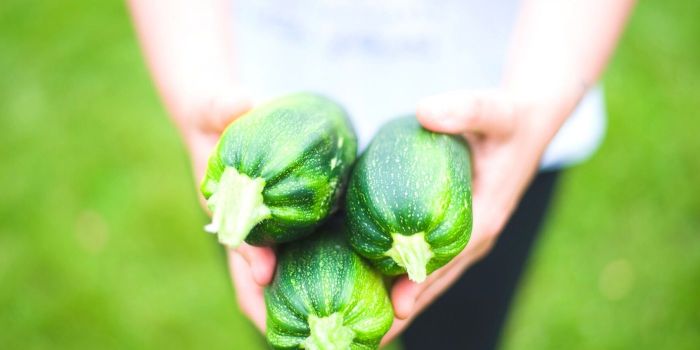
231,0 -> 605,170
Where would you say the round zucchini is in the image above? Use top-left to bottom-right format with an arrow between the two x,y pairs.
200,93 -> 357,247
346,116 -> 473,283
265,217 -> 394,350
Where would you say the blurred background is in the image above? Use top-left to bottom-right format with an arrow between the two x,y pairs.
1,0 -> 698,349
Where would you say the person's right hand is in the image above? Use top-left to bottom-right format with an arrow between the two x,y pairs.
170,83 -> 275,332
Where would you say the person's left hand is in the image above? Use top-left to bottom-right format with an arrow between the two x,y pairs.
380,88 -> 575,345
170,82 -> 276,332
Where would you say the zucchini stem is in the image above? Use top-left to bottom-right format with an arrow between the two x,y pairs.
303,313 -> 355,350
204,167 -> 271,248
385,232 -> 434,283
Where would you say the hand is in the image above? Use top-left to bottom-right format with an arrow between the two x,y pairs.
172,84 -> 275,333
381,89 -> 575,345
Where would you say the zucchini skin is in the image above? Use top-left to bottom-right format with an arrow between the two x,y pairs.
201,93 -> 357,246
346,116 -> 473,279
265,217 -> 394,350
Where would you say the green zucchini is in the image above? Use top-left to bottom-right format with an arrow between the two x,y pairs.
346,116 -> 473,283
265,217 -> 394,350
200,93 -> 357,247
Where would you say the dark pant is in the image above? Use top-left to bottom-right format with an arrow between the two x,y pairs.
401,170 -> 560,350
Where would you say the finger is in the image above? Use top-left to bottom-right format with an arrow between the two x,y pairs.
379,317 -> 411,347
390,246 -> 471,319
198,89 -> 253,134
230,252 -> 267,331
391,235 -> 490,319
412,254 -> 478,315
416,90 -> 515,136
390,277 -> 422,319
389,252 -> 461,318
233,244 -> 277,286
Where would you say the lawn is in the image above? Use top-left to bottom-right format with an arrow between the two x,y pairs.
1,1 -> 698,349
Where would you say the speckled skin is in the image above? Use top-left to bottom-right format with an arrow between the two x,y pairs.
265,217 -> 394,350
201,93 -> 357,246
346,116 -> 473,277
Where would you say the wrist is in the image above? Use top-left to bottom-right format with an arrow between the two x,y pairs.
507,80 -> 587,151
504,74 -> 587,121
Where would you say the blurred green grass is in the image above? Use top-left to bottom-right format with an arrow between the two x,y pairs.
0,1 -> 697,349
502,1 -> 700,349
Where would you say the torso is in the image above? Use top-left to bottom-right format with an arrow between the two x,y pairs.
231,0 -> 605,169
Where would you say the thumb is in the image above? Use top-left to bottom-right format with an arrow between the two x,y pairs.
416,90 -> 515,136
231,244 -> 276,286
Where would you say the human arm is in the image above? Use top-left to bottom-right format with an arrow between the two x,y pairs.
127,0 -> 273,330
383,0 -> 635,343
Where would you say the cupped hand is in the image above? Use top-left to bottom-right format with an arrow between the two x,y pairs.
172,84 -> 275,332
177,85 -> 573,344
381,89 -> 573,345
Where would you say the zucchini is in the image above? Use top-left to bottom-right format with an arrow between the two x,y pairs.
265,217 -> 394,350
200,93 -> 357,247
346,116 -> 473,283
